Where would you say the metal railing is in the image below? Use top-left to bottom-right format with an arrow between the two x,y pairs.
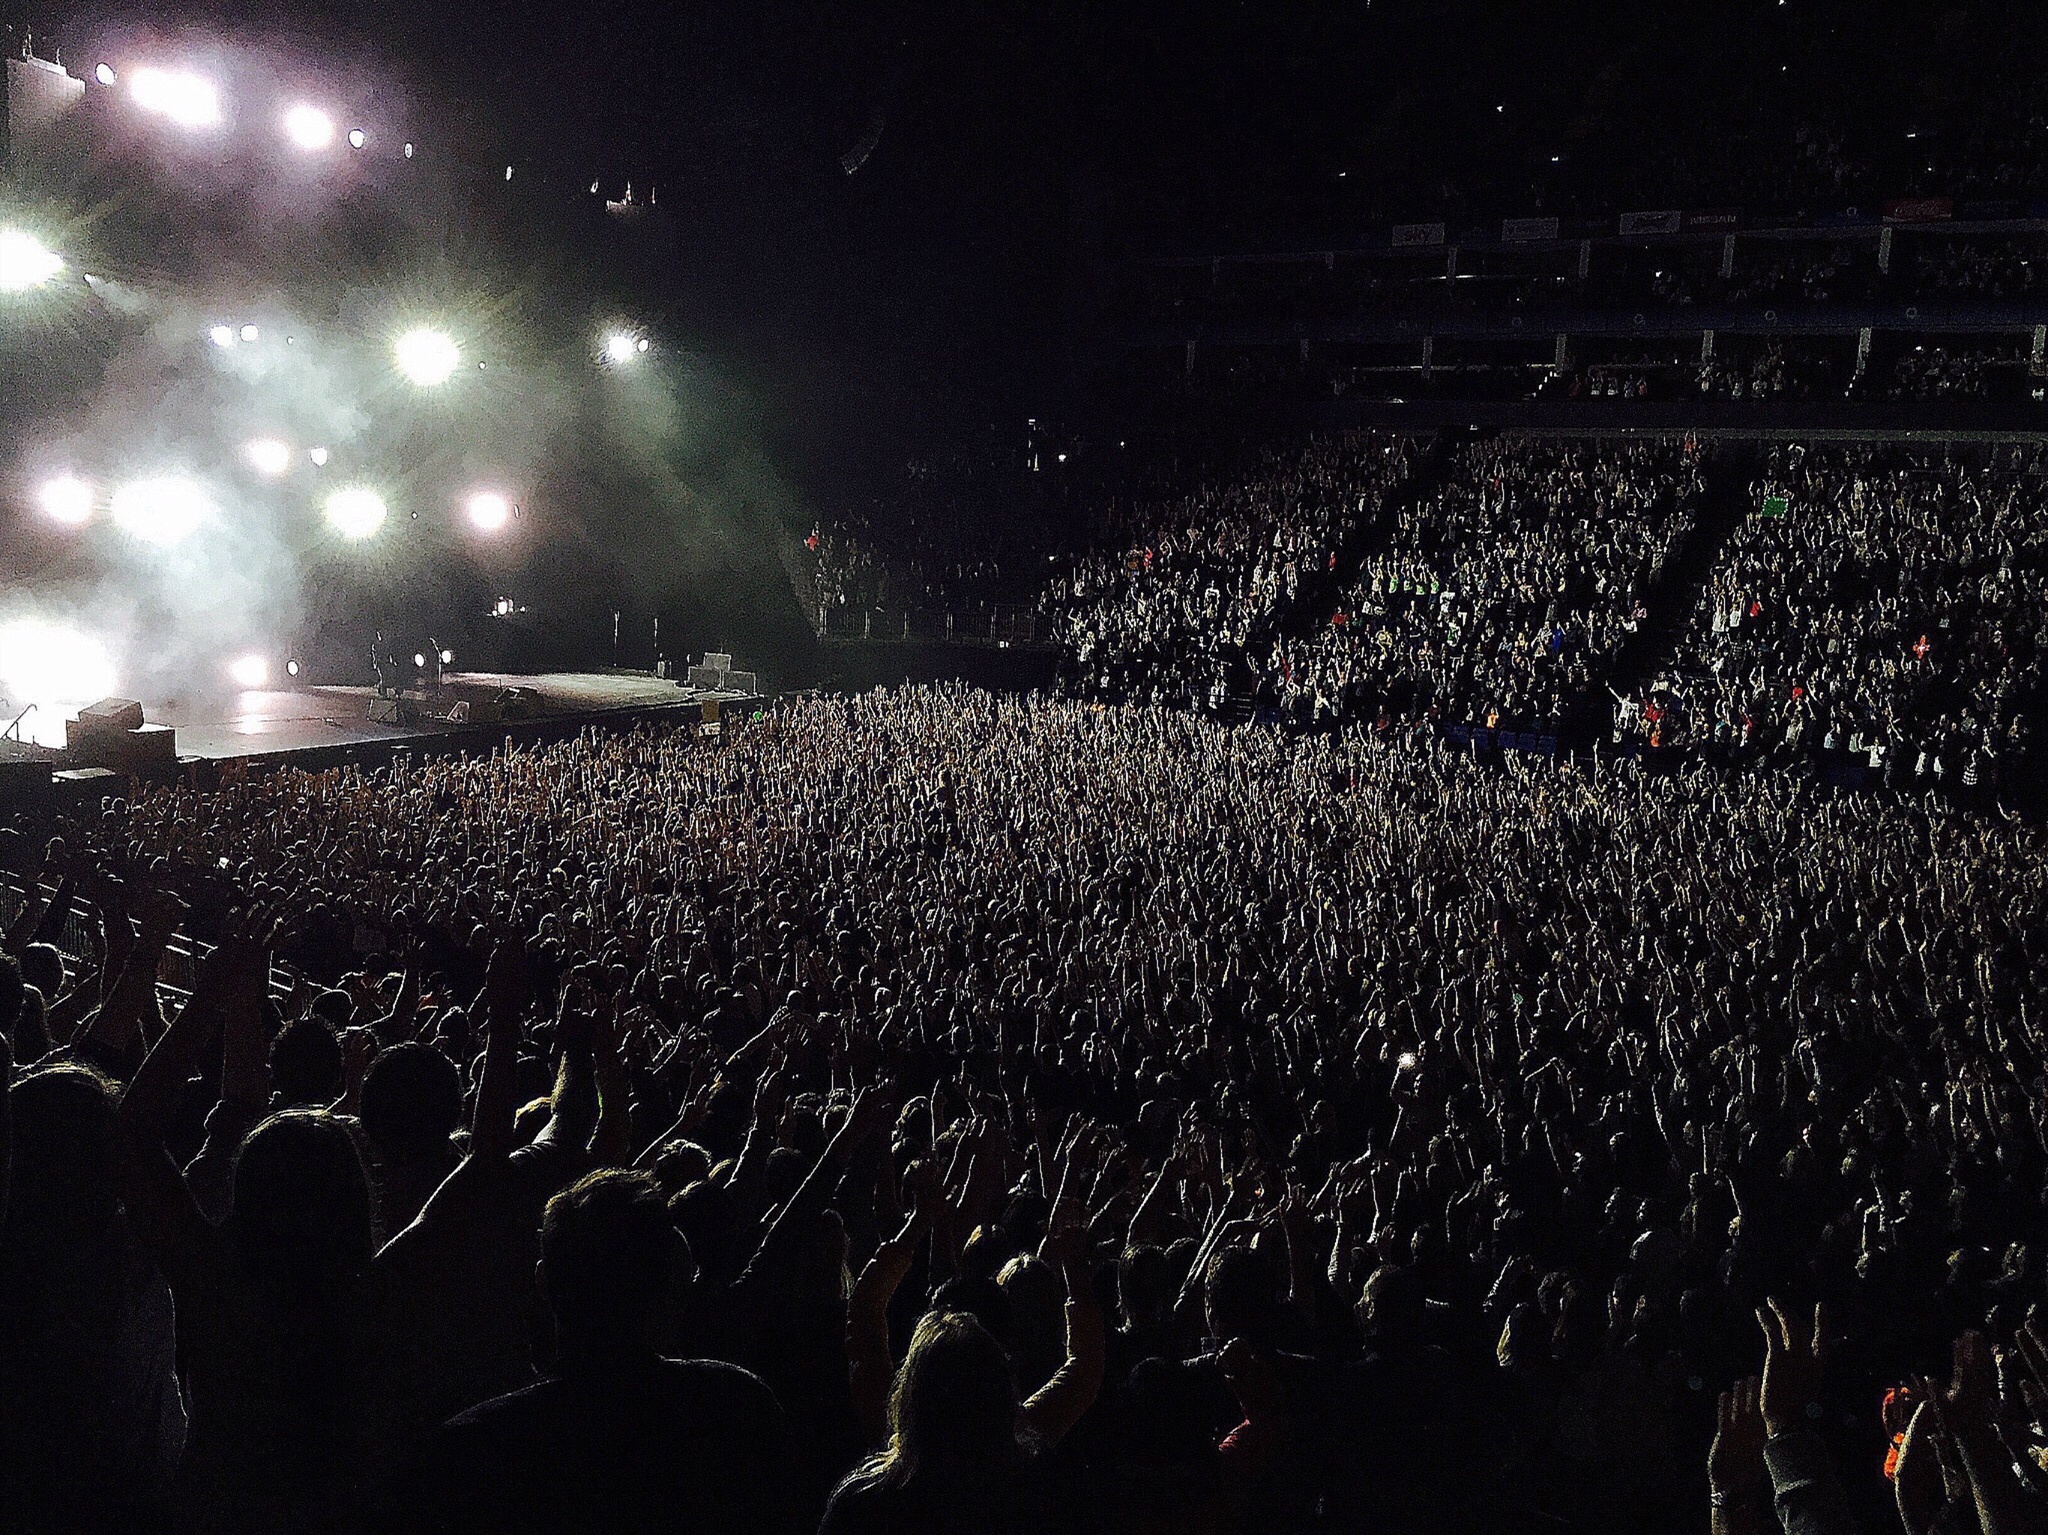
815,603 -> 1049,647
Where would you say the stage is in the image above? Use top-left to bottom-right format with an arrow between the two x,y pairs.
0,670 -> 764,800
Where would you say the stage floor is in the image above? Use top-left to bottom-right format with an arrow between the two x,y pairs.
149,671 -> 755,762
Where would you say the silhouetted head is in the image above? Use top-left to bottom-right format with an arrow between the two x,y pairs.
230,1110 -> 376,1286
541,1169 -> 689,1363
1204,1246 -> 1282,1350
4,1063 -> 120,1244
19,942 -> 64,1003
877,1310 -> 1026,1486
359,1042 -> 462,1162
270,1017 -> 343,1108
1120,1244 -> 1174,1329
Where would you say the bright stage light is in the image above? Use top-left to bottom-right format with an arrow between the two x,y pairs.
243,438 -> 291,477
325,487 -> 387,539
129,67 -> 221,129
111,476 -> 212,545
604,332 -> 637,364
348,128 -> 366,149
395,328 -> 459,386
0,620 -> 117,742
285,658 -> 300,678
439,648 -> 454,665
283,104 -> 335,151
308,446 -> 330,467
95,63 -> 116,86
37,475 -> 94,525
228,654 -> 269,688
494,598 -> 513,616
209,324 -> 234,348
637,337 -> 650,352
0,230 -> 64,292
465,490 -> 511,531
239,323 -> 260,343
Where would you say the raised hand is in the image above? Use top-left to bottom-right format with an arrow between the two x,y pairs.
1757,1298 -> 1826,1437
1709,1376 -> 1767,1503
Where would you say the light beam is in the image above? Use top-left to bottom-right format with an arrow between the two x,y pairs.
111,476 -> 213,545
129,67 -> 221,129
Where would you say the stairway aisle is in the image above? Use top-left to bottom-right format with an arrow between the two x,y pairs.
1605,440 -> 1761,699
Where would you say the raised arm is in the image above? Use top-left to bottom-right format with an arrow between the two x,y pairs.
847,1191 -> 932,1445
740,1088 -> 892,1287
1018,1223 -> 1107,1447
118,934 -> 248,1289
79,887 -> 183,1076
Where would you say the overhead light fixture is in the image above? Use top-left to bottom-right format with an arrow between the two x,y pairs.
243,438 -> 292,477
348,128 -> 366,149
465,490 -> 511,531
283,104 -> 335,151
395,328 -> 460,386
325,487 -> 388,539
37,474 -> 95,525
228,654 -> 269,688
95,63 -> 117,86
0,230 -> 64,292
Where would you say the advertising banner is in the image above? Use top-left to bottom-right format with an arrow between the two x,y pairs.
1619,210 -> 1683,236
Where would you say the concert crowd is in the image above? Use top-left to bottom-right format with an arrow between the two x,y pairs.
1645,443 -> 2047,786
5,688 -> 2048,1535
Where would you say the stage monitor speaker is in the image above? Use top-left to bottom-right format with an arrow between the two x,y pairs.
79,697 -> 145,731
701,699 -> 721,723
368,697 -> 418,724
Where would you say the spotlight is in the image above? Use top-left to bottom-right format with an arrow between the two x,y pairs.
324,487 -> 387,539
228,654 -> 269,688
403,142 -> 414,159
604,332 -> 637,364
1396,1051 -> 1418,1070
348,128 -> 366,149
283,104 -> 335,151
243,438 -> 292,477
0,230 -> 64,292
111,476 -> 212,545
285,658 -> 301,678
239,323 -> 260,343
308,446 -> 330,467
0,620 -> 118,742
129,67 -> 221,129
439,648 -> 454,665
637,337 -> 650,353
209,324 -> 235,348
465,490 -> 511,531
494,598 -> 513,616
395,328 -> 459,386
37,475 -> 94,525
95,63 -> 116,86
413,652 -> 426,669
